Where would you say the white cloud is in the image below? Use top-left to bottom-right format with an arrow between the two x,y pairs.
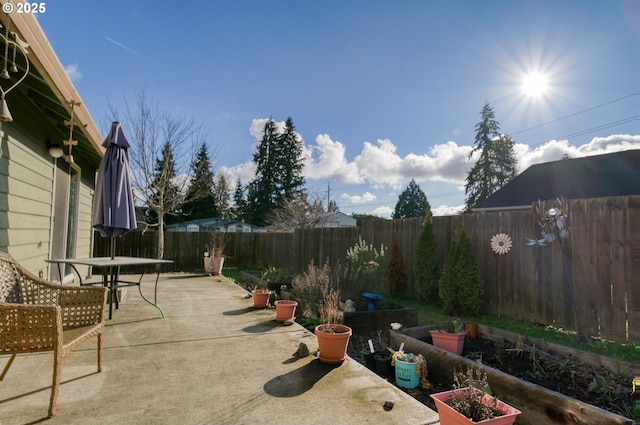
224,120 -> 640,215
305,134 -> 363,183
371,205 -> 393,217
219,162 -> 255,187
432,204 -> 465,216
340,191 -> 376,204
65,64 -> 82,81
516,134 -> 640,172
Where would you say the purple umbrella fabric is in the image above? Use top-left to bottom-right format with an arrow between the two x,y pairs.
92,122 -> 137,242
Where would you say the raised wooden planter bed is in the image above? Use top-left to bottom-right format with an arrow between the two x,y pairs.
343,304 -> 417,332
240,271 -> 418,333
391,325 -> 634,425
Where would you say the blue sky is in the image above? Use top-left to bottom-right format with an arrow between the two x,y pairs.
37,0 -> 640,217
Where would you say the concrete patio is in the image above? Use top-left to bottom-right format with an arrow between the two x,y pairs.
0,273 -> 440,425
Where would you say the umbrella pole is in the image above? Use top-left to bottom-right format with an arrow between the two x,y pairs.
110,236 -> 116,259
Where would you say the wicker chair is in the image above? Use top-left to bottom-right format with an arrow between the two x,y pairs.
0,251 -> 107,417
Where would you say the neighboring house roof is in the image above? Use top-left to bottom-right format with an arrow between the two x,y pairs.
313,211 -> 357,227
166,217 -> 261,232
473,149 -> 640,211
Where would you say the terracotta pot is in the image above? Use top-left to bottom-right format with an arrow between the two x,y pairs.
464,322 -> 477,339
204,256 -> 224,275
431,387 -> 521,425
274,300 -> 298,322
429,330 -> 466,355
314,324 -> 352,364
252,289 -> 271,308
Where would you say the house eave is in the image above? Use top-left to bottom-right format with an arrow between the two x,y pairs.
471,204 -> 532,213
6,10 -> 103,157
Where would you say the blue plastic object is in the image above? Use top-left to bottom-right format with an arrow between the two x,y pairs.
362,292 -> 384,311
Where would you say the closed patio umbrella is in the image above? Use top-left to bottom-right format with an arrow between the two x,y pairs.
92,122 -> 137,258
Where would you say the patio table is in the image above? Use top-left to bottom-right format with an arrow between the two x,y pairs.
47,256 -> 173,319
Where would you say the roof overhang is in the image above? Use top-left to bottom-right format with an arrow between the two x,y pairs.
2,6 -> 103,165
471,205 -> 532,213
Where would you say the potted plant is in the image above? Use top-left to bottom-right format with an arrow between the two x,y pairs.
430,319 -> 467,355
262,266 -> 295,294
430,366 -> 521,425
391,350 -> 428,390
314,287 -> 352,364
204,230 -> 228,276
251,284 -> 272,309
274,299 -> 298,322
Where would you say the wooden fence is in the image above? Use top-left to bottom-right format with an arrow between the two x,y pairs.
95,195 -> 640,343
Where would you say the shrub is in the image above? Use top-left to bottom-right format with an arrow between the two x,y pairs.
414,213 -> 440,303
291,261 -> 332,320
387,240 -> 407,296
341,236 -> 388,309
438,230 -> 483,316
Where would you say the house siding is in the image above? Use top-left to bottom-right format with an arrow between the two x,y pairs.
2,127 -> 54,276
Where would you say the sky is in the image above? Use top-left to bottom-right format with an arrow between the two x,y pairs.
36,0 -> 640,217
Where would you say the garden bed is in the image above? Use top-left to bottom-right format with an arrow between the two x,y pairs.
343,304 -> 417,333
388,325 -> 634,425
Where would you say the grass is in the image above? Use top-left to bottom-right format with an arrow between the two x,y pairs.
387,295 -> 639,363
224,267 -> 638,363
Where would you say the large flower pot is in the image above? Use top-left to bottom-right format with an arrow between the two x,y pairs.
431,388 -> 521,425
314,324 -> 352,364
204,256 -> 224,275
274,300 -> 298,322
430,330 -> 466,355
252,289 -> 271,308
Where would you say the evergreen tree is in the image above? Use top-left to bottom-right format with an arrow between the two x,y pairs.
214,172 -> 232,219
438,230 -> 484,316
148,141 -> 180,227
414,211 -> 440,303
179,143 -> 217,222
232,177 -> 248,221
392,179 -> 430,219
278,117 -> 306,202
464,102 -> 517,212
247,117 -> 306,226
387,240 -> 407,296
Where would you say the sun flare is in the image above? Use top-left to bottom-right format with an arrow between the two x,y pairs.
521,72 -> 549,97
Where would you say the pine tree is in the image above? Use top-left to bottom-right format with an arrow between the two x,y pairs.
247,117 -> 306,226
414,211 -> 440,303
464,102 -> 517,212
392,179 -> 430,219
214,172 -> 232,219
247,119 -> 279,226
179,143 -> 217,222
278,117 -> 306,202
232,177 -> 247,221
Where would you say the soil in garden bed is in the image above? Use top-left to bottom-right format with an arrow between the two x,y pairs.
348,330 -> 634,419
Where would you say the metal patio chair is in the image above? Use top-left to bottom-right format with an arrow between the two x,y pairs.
0,251 -> 107,417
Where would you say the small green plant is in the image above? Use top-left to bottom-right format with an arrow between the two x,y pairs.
262,266 -> 295,283
414,213 -> 440,303
438,230 -> 484,316
387,240 -> 407,296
